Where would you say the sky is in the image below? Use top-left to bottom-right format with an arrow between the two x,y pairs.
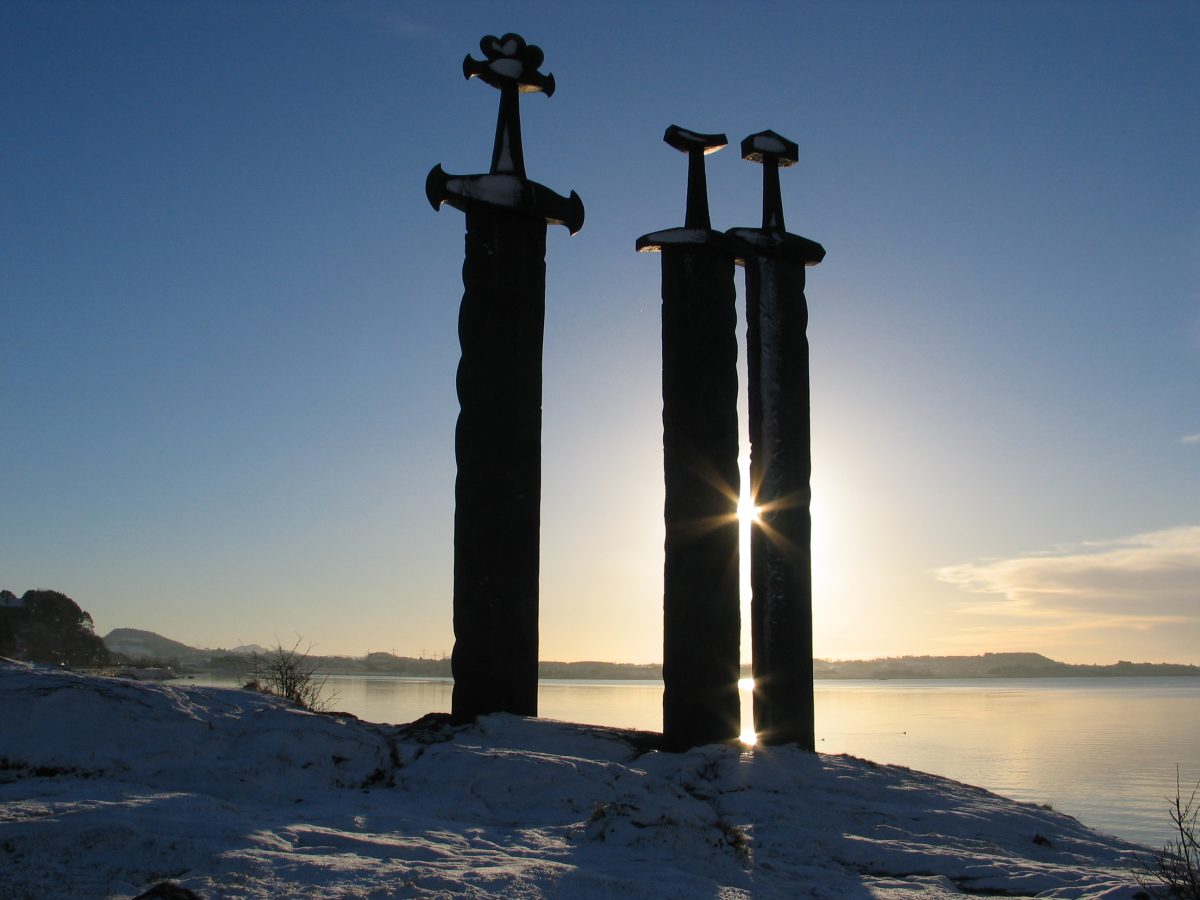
2,0 -> 1197,665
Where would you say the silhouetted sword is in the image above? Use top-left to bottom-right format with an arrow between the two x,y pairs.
637,126 -> 741,751
727,130 -> 825,749
427,33 -> 583,724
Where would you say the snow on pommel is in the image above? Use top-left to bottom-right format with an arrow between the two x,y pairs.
741,130 -> 799,166
664,126 -> 728,156
463,33 -> 556,97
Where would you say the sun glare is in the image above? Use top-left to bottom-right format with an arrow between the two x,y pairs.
737,677 -> 755,691
737,497 -> 761,524
739,728 -> 758,747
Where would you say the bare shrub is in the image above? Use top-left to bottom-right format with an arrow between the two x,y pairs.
247,637 -> 334,712
1137,772 -> 1200,899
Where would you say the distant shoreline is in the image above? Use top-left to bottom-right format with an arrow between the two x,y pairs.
100,630 -> 1200,681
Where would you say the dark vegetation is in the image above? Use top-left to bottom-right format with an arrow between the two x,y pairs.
813,652 -> 1200,679
0,589 -> 110,667
1138,776 -> 1200,899
244,637 -> 334,712
9,608 -> 1197,681
103,629 -> 1200,680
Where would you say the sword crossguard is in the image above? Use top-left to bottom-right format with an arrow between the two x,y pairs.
664,125 -> 727,231
426,165 -> 584,235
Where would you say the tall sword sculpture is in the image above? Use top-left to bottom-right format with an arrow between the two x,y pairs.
637,127 -> 741,751
728,130 -> 825,749
427,33 -> 584,724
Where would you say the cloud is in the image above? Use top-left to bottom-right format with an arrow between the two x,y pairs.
1183,433 -> 1200,445
936,525 -> 1200,630
339,3 -> 428,40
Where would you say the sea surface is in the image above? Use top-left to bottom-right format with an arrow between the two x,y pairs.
176,673 -> 1199,848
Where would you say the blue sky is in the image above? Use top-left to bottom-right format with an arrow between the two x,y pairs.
2,1 -> 1197,663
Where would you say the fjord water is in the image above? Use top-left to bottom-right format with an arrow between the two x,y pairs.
182,674 -> 1198,848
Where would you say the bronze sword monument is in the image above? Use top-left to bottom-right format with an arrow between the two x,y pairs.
427,33 -> 584,723
728,130 -> 825,749
637,126 -> 742,751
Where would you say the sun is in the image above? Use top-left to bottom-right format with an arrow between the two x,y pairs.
736,496 -> 761,524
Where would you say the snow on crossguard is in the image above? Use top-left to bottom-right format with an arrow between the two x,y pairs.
638,126 -> 742,752
727,130 -> 826,750
427,33 -> 584,724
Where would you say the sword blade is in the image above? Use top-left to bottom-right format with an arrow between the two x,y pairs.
659,244 -> 742,750
744,252 -> 815,750
450,203 -> 547,723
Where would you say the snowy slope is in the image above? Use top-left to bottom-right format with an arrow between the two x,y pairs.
0,660 -> 1148,898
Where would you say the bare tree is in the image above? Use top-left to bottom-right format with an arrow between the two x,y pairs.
247,636 -> 334,713
1138,772 -> 1200,899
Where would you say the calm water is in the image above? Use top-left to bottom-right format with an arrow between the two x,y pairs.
178,673 -> 1199,848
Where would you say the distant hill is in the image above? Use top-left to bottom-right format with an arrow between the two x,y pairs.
103,628 -> 215,664
813,652 -> 1200,679
229,643 -> 270,657
100,630 -> 1200,679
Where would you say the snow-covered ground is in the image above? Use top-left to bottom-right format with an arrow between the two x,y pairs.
0,659 -> 1150,898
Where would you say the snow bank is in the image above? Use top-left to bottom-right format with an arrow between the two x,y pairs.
0,660 -> 1148,898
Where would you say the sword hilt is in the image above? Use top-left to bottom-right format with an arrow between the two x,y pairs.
429,33 -> 584,233
463,33 -> 555,179
727,130 -> 823,265
664,126 -> 727,230
636,126 -> 738,253
740,130 -> 799,233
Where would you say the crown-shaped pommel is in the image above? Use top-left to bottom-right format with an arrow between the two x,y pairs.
741,130 -> 798,166
463,33 -> 556,96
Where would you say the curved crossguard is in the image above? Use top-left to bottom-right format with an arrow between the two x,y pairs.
665,126 -> 727,230
741,130 -> 798,232
427,32 -> 584,234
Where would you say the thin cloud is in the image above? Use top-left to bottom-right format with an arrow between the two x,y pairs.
338,3 -> 429,40
936,526 -> 1200,628
1182,433 -> 1200,445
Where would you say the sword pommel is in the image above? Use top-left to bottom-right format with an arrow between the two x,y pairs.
741,130 -> 798,167
464,34 -> 555,96
664,126 -> 727,156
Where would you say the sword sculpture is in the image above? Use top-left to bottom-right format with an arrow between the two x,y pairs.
637,126 -> 741,750
728,130 -> 825,749
427,33 -> 584,724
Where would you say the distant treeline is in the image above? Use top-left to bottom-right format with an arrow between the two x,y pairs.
1,589 -> 111,667
98,629 -> 1200,681
187,652 -> 664,681
813,652 -> 1200,679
